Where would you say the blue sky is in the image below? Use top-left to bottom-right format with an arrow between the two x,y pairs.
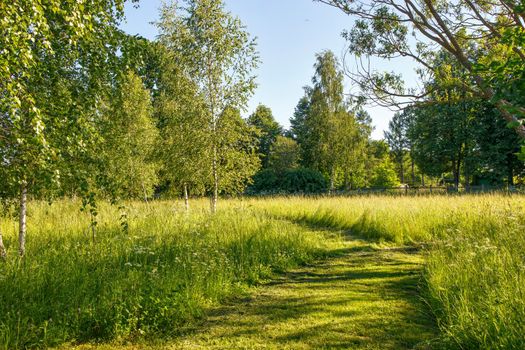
121,0 -> 417,139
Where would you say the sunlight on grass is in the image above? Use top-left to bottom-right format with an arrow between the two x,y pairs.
165,240 -> 438,350
0,200 -> 340,349
1,194 -> 524,349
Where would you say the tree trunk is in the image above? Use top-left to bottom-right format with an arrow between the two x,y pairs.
19,182 -> 27,257
0,227 -> 7,261
421,174 -> 425,187
329,167 -> 335,195
411,157 -> 415,186
456,149 -> 463,191
211,144 -> 218,213
184,183 -> 189,212
90,212 -> 97,243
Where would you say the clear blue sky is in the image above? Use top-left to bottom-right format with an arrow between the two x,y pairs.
120,0 -> 417,139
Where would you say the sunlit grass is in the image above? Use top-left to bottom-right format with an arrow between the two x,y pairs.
1,194 -> 524,349
0,200 -> 341,349
245,194 -> 525,348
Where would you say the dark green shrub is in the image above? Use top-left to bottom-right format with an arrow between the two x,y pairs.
249,168 -> 327,194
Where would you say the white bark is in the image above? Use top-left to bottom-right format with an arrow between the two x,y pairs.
212,144 -> 218,213
19,182 -> 27,257
0,228 -> 7,260
184,183 -> 189,212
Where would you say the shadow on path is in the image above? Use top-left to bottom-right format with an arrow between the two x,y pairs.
168,224 -> 438,349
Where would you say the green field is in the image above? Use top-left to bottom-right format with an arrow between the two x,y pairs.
0,195 -> 524,349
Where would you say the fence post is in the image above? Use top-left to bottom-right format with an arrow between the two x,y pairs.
430,185 -> 432,194
405,184 -> 408,195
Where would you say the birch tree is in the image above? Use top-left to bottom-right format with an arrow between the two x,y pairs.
155,47 -> 209,210
100,71 -> 159,201
157,0 -> 259,212
0,1 -> 136,256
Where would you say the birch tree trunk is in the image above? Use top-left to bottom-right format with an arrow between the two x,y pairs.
184,183 -> 189,212
0,227 -> 7,261
212,146 -> 218,213
19,182 -> 27,257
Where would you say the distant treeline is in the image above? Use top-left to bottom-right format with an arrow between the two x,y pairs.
1,0 -> 524,256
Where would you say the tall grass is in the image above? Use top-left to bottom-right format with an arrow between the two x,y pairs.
1,195 -> 523,349
251,195 -> 476,242
247,194 -> 525,348
423,203 -> 525,349
0,200 -> 338,349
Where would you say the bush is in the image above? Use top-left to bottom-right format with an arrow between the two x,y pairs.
280,168 -> 327,193
249,169 -> 280,193
249,168 -> 327,194
370,159 -> 400,188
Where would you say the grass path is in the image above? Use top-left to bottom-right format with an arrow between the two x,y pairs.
166,232 -> 438,349
68,229 -> 438,350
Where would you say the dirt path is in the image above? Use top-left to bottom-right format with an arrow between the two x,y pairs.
167,237 -> 438,349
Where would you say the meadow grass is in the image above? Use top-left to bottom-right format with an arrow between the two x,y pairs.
163,239 -> 438,350
0,194 -> 524,349
0,200 -> 341,349
247,194 -> 525,349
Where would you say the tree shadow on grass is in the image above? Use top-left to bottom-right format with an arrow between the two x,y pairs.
280,213 -> 429,247
169,227 -> 439,350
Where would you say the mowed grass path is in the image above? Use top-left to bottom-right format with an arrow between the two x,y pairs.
75,228 -> 437,349
169,237 -> 437,349
71,226 -> 438,350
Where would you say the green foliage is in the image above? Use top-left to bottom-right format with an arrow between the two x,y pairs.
384,112 -> 410,183
290,51 -> 369,190
154,45 -> 209,197
290,95 -> 310,144
247,105 -> 282,168
249,169 -> 280,193
216,108 -> 261,195
322,0 -> 525,137
0,0 -> 143,256
99,71 -> 159,200
0,200 -> 334,348
0,0 -> 136,195
369,158 -> 400,188
156,0 -> 260,208
407,100 -> 524,186
281,168 -> 328,194
268,136 -> 301,173
250,168 -> 327,194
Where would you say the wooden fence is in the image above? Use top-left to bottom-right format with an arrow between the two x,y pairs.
332,185 -> 524,196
